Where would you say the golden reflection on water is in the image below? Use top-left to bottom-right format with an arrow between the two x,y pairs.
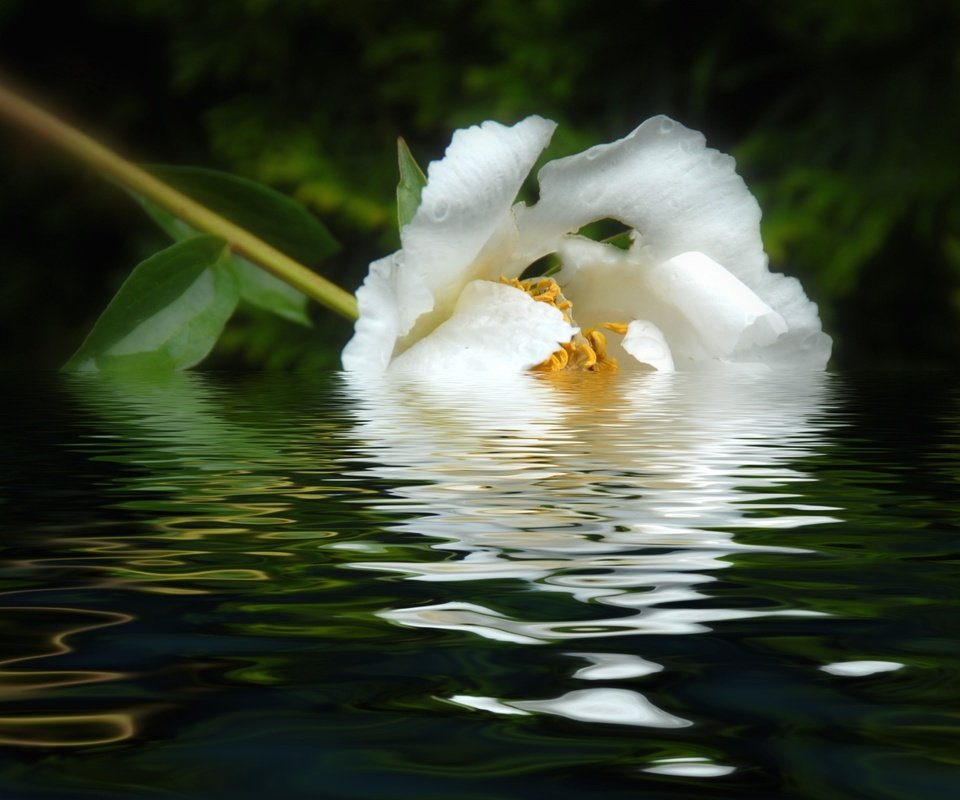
58,372 -> 337,597
343,369 -> 839,734
3,373 -> 328,747
0,713 -> 135,748
0,606 -> 133,746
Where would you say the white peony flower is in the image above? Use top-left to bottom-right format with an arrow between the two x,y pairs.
342,115 -> 831,375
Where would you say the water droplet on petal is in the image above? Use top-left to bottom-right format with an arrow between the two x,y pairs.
585,146 -> 603,161
433,200 -> 450,222
581,185 -> 604,205
658,118 -> 675,134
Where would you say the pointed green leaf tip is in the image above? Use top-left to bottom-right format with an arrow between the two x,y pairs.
139,166 -> 342,327
397,137 -> 427,231
62,235 -> 238,373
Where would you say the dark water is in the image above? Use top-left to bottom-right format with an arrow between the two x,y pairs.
1,370 -> 958,799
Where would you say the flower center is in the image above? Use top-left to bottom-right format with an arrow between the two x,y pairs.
501,277 -> 625,373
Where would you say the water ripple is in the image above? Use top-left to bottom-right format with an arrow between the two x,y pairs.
3,371 -> 957,798
342,370 -> 840,737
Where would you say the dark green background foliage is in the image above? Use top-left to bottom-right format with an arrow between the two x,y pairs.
0,0 -> 957,370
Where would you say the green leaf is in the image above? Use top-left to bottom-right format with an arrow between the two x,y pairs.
135,194 -> 195,242
138,166 -> 341,327
137,191 -> 313,327
136,202 -> 310,328
63,235 -> 239,373
397,137 -> 427,231
146,166 -> 340,264
229,257 -> 313,327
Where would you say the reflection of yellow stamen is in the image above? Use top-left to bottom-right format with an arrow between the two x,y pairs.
502,276 -> 629,373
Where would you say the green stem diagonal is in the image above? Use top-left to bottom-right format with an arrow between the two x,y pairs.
0,80 -> 358,321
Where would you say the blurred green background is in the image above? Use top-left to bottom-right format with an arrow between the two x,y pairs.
1,0 -> 957,370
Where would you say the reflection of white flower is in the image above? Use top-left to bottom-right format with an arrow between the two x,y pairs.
344,369 -> 835,641
342,116 -> 831,374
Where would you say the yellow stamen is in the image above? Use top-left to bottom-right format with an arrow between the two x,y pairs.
502,276 -> 574,322
586,329 -> 619,371
502,275 -> 630,373
587,330 -> 606,358
573,337 -> 598,369
551,346 -> 569,370
602,322 -> 630,336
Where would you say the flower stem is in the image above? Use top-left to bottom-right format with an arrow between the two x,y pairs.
0,80 -> 358,321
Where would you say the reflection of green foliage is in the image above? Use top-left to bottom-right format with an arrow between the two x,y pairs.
0,0 -> 957,367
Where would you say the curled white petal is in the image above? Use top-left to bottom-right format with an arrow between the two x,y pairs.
342,253 -> 433,373
389,280 -> 575,374
553,237 -> 699,365
730,270 -> 832,370
622,320 -> 675,372
402,116 -> 556,315
554,236 -> 653,326
647,251 -> 788,359
517,115 -> 766,286
408,116 -> 556,284
345,117 -> 556,374
554,237 -> 825,370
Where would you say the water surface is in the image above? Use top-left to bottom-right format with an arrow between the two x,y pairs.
1,370 -> 958,798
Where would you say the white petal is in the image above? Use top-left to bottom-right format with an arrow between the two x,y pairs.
622,320 -> 675,372
341,253 -> 433,372
554,237 -> 696,360
647,251 -> 788,358
403,116 -> 556,299
389,280 -> 575,375
555,238 -> 825,370
517,115 -> 767,287
729,270 -> 832,370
